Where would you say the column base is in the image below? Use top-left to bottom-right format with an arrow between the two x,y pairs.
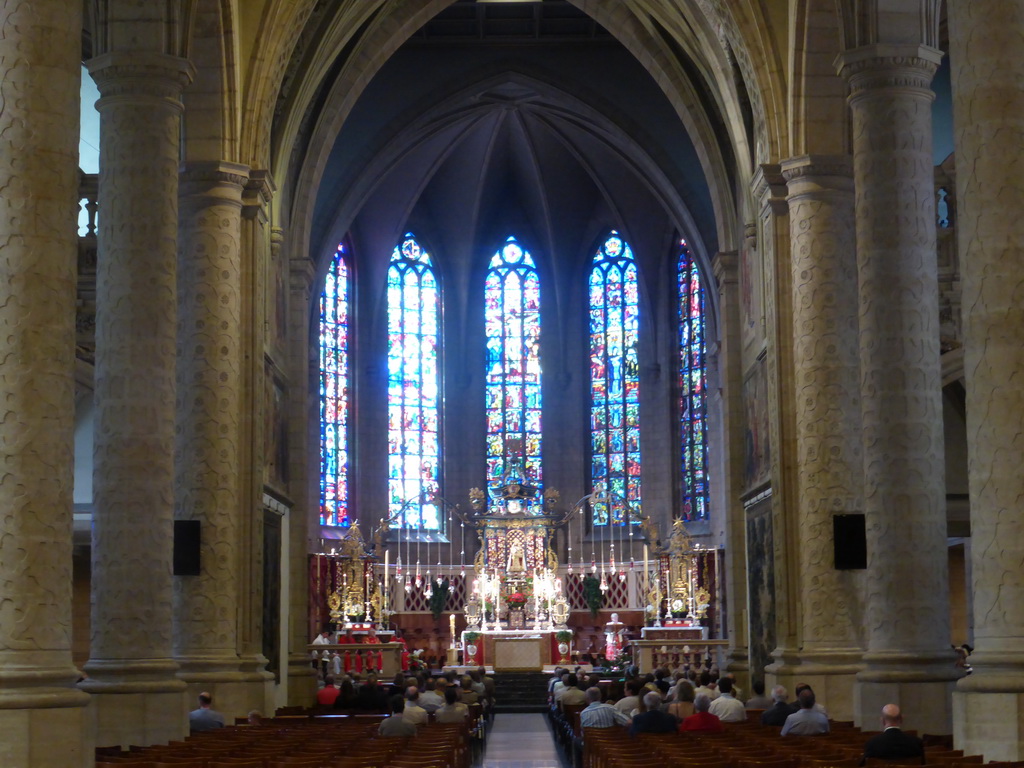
0,700 -> 94,768
80,658 -> 187,748
766,647 -> 863,722
287,653 -> 317,708
176,653 -> 274,722
954,664 -> 1024,761
723,647 -> 750,698
855,650 -> 959,733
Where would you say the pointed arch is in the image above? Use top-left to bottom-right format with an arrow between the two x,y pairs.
589,231 -> 642,526
319,242 -> 351,526
484,236 -> 543,486
387,233 -> 442,530
677,239 -> 709,521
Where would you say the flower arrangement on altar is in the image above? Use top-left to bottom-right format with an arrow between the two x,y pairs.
408,648 -> 427,672
505,591 -> 528,609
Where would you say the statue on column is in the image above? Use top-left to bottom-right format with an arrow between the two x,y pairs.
604,612 -> 625,659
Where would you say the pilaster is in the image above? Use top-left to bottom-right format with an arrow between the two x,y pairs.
174,160 -> 272,718
772,155 -> 864,721
751,165 -> 799,687
0,2 -> 93,765
286,246 -> 319,706
837,44 -> 957,734
82,49 -> 194,748
712,250 -> 748,689
947,2 -> 1024,759
239,171 -> 280,709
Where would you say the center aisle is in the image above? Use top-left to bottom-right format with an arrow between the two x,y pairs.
479,713 -> 566,768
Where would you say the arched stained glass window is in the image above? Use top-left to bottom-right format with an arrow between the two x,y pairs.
678,240 -> 709,520
387,234 -> 442,530
320,243 -> 350,527
590,231 -> 641,526
485,236 -> 542,485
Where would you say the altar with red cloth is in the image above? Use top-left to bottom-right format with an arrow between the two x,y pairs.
462,630 -> 560,671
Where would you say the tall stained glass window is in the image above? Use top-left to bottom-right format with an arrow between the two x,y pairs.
387,234 -> 442,530
485,236 -> 542,485
678,240 -> 709,520
590,231 -> 641,526
320,243 -> 350,526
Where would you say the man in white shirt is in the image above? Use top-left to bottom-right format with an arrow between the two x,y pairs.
311,630 -> 332,679
403,686 -> 429,726
614,680 -> 642,714
418,679 -> 444,713
708,677 -> 746,722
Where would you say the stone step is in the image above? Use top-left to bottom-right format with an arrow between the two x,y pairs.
491,672 -> 550,714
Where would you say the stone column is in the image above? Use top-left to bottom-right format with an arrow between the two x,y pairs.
773,155 -> 864,721
712,251 -> 749,689
82,51 -> 194,748
948,3 -> 1024,760
752,166 -> 799,692
837,46 -> 958,733
174,161 -> 270,717
0,3 -> 93,766
287,248 -> 319,706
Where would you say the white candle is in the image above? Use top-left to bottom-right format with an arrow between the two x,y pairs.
643,544 -> 649,605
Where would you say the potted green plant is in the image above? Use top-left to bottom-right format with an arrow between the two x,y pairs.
582,574 -> 603,618
429,576 -> 451,620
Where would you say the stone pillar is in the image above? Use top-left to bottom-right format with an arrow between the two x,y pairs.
752,166 -> 799,693
0,3 -> 93,766
773,155 -> 864,721
174,161 -> 271,717
82,51 -> 194,748
712,251 -> 749,690
837,46 -> 958,733
287,248 -> 319,706
948,3 -> 1024,759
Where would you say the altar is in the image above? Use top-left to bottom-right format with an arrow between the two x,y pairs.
641,624 -> 707,641
464,634 -> 561,671
462,630 -> 564,670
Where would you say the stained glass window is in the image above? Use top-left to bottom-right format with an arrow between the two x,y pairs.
589,231 -> 641,526
387,234 -> 442,530
678,240 -> 709,521
485,236 -> 542,486
320,242 -> 350,527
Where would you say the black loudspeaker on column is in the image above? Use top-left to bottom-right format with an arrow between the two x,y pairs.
833,513 -> 867,570
174,519 -> 202,575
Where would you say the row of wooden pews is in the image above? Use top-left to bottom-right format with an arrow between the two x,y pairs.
582,717 -> 1019,768
95,712 -> 473,768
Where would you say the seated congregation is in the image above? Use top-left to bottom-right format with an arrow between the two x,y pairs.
96,669 -> 494,768
548,666 -> 1006,768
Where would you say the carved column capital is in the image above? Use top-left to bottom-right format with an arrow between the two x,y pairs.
87,50 -> 194,102
751,163 -> 787,216
180,160 -> 250,193
243,170 -> 276,221
836,44 -> 942,98
781,155 -> 854,195
712,250 -> 739,288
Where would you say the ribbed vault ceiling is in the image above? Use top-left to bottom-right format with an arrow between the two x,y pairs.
308,3 -> 717,285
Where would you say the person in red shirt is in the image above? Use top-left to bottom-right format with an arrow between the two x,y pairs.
317,675 -> 341,707
339,628 -> 356,673
394,628 -> 410,671
679,693 -> 723,732
364,626 -> 383,673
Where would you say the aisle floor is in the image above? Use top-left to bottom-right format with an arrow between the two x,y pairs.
479,713 -> 568,768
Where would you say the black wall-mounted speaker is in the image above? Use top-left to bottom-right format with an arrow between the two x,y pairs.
173,519 -> 201,576
833,513 -> 867,570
